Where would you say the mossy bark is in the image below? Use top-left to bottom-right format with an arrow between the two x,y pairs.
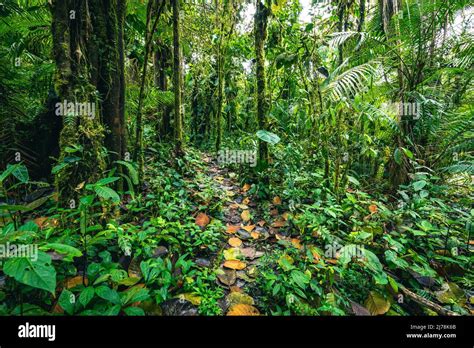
254,1 -> 269,171
51,0 -> 126,203
172,0 -> 184,156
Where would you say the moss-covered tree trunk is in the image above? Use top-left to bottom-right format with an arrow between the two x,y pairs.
254,1 -> 269,171
154,40 -> 172,140
50,0 -> 106,204
172,0 -> 184,156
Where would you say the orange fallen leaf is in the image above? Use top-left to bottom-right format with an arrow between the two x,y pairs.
229,203 -> 240,209
226,225 -> 240,234
227,304 -> 260,316
65,275 -> 88,289
241,210 -> 251,222
251,231 -> 260,239
369,204 -> 378,213
228,237 -> 242,247
469,240 -> 474,245
195,212 -> 210,227
272,219 -> 286,228
291,238 -> 302,249
273,196 -> 282,205
34,217 -> 48,229
325,259 -> 338,265
242,183 -> 251,192
223,260 -> 246,270
257,220 -> 266,227
282,212 -> 291,220
230,286 -> 243,293
242,197 -> 250,205
242,224 -> 255,232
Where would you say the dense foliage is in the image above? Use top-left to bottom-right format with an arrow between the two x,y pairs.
0,0 -> 472,316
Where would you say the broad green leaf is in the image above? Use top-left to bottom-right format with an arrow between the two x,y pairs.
413,180 -> 427,191
256,130 -> 280,145
58,289 -> 75,315
40,243 -> 82,262
94,186 -> 120,203
3,251 -> 56,294
95,285 -> 121,305
79,287 -> 95,307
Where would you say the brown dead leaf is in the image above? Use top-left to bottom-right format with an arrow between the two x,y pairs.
229,203 -> 240,209
228,237 -> 242,247
217,269 -> 236,286
242,183 -> 251,192
226,225 -> 240,234
242,197 -> 250,205
230,286 -> 243,293
241,210 -> 251,222
250,231 -> 260,239
257,220 -> 266,227
270,209 -> 278,216
325,259 -> 338,265
240,247 -> 256,259
242,224 -> 255,232
282,212 -> 291,220
195,212 -> 210,227
272,219 -> 286,228
34,217 -> 48,229
227,304 -> 260,316
273,196 -> 282,205
223,260 -> 246,270
64,275 -> 88,289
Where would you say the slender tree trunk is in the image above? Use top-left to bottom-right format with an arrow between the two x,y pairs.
255,0 -> 269,172
172,0 -> 184,156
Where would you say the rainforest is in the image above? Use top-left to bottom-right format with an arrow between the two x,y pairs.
0,0 -> 472,319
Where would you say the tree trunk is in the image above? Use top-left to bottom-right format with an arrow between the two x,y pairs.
172,0 -> 184,156
254,0 -> 269,172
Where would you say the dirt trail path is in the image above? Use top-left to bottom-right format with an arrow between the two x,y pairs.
200,153 -> 280,315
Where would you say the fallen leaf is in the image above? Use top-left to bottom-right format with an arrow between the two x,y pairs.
270,209 -> 278,216
64,275 -> 88,289
242,224 -> 255,232
257,220 -> 266,227
282,212 -> 291,220
176,293 -> 201,306
240,247 -> 256,259
273,196 -> 282,205
325,259 -> 338,265
365,291 -> 390,315
227,304 -> 259,316
250,231 -> 260,239
228,237 -> 242,247
195,212 -> 210,227
75,181 -> 85,190
217,269 -> 236,286
351,301 -> 371,316
230,286 -> 242,293
34,217 -> 48,229
229,203 -> 240,209
242,183 -> 251,192
223,248 -> 242,261
291,238 -> 302,249
272,219 -> 286,228
128,257 -> 142,278
226,225 -> 240,234
241,210 -> 251,222
369,204 -> 378,213
227,291 -> 254,306
242,197 -> 250,205
223,260 -> 246,270
238,204 -> 249,209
